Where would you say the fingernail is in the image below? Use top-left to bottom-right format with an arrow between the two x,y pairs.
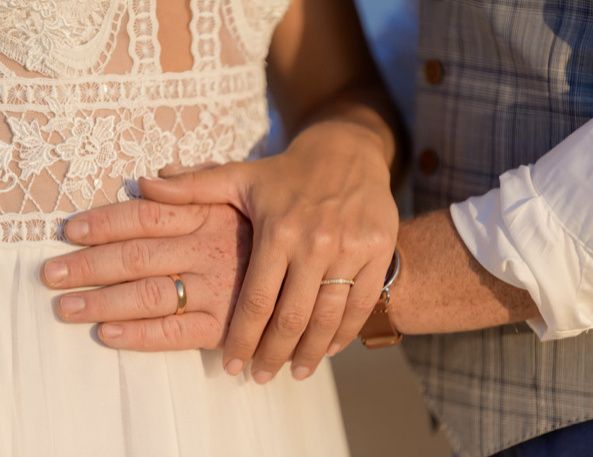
291,366 -> 311,381
66,220 -> 89,240
143,176 -> 164,181
253,371 -> 273,385
59,296 -> 85,316
44,261 -> 68,285
101,324 -> 123,339
327,343 -> 341,357
225,359 -> 244,376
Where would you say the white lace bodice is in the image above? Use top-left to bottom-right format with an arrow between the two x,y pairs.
0,0 -> 290,242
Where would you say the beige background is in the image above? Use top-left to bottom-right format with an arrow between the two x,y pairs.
332,344 -> 452,457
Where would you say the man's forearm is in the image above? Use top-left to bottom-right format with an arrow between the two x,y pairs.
387,209 -> 540,335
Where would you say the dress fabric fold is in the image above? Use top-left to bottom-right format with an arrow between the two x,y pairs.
0,242 -> 350,457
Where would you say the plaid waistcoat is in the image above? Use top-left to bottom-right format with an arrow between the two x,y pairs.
403,1 -> 593,456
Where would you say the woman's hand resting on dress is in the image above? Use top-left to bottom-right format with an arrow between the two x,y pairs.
42,121 -> 399,384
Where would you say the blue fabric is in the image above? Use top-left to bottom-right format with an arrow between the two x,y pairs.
493,420 -> 593,457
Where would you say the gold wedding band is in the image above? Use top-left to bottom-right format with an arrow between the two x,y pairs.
320,278 -> 355,287
169,274 -> 187,315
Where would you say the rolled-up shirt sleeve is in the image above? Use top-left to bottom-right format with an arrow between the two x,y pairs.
450,119 -> 593,341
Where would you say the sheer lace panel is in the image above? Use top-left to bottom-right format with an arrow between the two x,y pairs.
0,0 -> 291,243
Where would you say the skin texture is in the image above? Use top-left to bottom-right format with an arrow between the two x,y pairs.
137,123 -> 398,382
44,203 -> 252,351
155,0 -> 193,73
43,0 -> 399,384
361,210 -> 541,339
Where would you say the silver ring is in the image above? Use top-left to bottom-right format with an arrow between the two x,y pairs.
320,278 -> 355,287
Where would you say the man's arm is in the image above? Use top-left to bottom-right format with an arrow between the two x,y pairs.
364,120 -> 593,340
387,210 -> 539,335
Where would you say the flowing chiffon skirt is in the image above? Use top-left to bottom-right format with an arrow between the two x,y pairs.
0,241 -> 350,457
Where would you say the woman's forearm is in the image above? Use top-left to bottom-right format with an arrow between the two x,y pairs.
267,0 -> 399,169
295,86 -> 398,168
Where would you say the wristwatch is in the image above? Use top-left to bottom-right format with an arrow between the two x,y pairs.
359,248 -> 403,349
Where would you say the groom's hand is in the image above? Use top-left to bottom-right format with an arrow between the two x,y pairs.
41,201 -> 252,351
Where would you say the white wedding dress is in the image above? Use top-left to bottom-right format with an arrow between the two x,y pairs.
0,1 -> 350,456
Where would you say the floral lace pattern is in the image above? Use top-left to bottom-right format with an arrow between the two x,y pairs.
0,74 -> 269,213
0,0 -> 291,243
222,0 -> 290,61
0,0 -> 126,77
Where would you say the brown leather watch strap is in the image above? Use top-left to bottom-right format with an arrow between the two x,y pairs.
359,248 -> 403,349
359,291 -> 403,349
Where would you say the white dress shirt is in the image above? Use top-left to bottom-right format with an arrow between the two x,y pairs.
451,119 -> 593,341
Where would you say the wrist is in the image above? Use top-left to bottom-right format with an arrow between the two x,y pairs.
289,85 -> 397,167
295,119 -> 393,168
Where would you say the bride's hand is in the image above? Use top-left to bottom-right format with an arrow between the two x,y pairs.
141,122 -> 399,383
42,203 -> 252,351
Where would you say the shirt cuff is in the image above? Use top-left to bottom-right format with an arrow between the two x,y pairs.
450,167 -> 593,341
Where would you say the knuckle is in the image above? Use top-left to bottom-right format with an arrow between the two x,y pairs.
368,228 -> 395,252
189,170 -> 202,187
135,278 -> 164,314
267,219 -> 298,245
120,240 -> 151,274
257,352 -> 287,369
84,290 -> 108,316
348,297 -> 375,316
161,316 -> 185,344
88,210 -> 111,237
275,310 -> 308,336
241,290 -> 273,319
188,204 -> 210,228
135,322 -> 149,345
71,253 -> 95,279
294,350 -> 321,367
310,308 -> 342,332
309,228 -> 334,254
196,316 -> 223,349
136,200 -> 162,232
337,231 -> 362,255
227,335 -> 256,358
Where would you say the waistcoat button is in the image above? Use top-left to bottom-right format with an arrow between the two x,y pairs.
418,148 -> 440,176
424,59 -> 445,85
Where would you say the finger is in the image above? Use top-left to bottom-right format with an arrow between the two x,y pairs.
42,237 -> 195,289
139,162 -> 250,211
222,236 -> 288,376
97,312 -> 223,351
250,260 -> 326,384
290,268 -> 357,380
64,199 -> 209,245
55,273 -> 225,323
328,261 -> 388,356
158,160 -> 219,178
